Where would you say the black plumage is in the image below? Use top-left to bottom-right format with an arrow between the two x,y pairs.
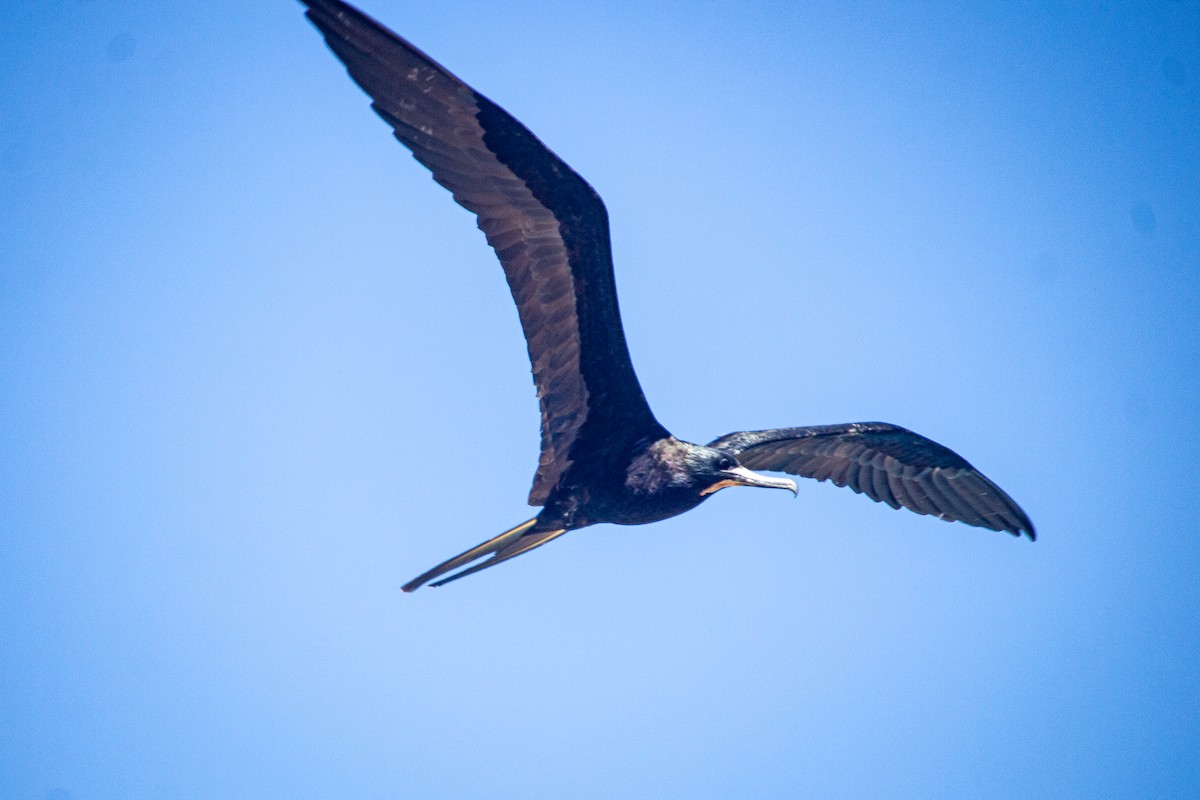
297,0 -> 1035,592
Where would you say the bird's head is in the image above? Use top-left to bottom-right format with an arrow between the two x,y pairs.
624,438 -> 798,504
685,445 -> 798,498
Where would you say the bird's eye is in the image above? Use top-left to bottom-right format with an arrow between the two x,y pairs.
717,455 -> 735,471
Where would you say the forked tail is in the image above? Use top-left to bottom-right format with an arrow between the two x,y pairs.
401,518 -> 568,592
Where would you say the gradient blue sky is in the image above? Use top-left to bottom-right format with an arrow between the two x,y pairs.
2,2 -> 1198,798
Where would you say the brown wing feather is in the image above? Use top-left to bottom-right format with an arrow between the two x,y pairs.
301,0 -> 664,505
709,423 -> 1035,539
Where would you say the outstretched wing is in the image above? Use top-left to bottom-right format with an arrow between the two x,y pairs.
709,422 -> 1034,539
300,0 -> 666,504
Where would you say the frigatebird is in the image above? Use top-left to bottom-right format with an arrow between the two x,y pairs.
297,0 -> 1035,592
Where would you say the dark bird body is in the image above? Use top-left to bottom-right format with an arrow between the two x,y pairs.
297,0 -> 1035,591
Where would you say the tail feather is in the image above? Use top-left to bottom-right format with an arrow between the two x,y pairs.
428,528 -> 568,588
401,517 -> 537,593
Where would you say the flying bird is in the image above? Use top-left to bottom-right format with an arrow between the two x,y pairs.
297,0 -> 1035,592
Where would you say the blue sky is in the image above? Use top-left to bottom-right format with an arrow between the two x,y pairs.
2,1 -> 1197,798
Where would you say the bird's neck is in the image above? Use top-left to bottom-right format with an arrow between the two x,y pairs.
623,436 -> 696,496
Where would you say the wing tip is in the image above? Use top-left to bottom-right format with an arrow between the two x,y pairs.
998,513 -> 1036,542
1002,501 -> 1036,542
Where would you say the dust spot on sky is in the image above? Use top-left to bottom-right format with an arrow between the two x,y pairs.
1130,202 -> 1156,238
106,32 -> 136,63
1122,394 -> 1150,425
1161,57 -> 1188,87
1031,252 -> 1060,286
